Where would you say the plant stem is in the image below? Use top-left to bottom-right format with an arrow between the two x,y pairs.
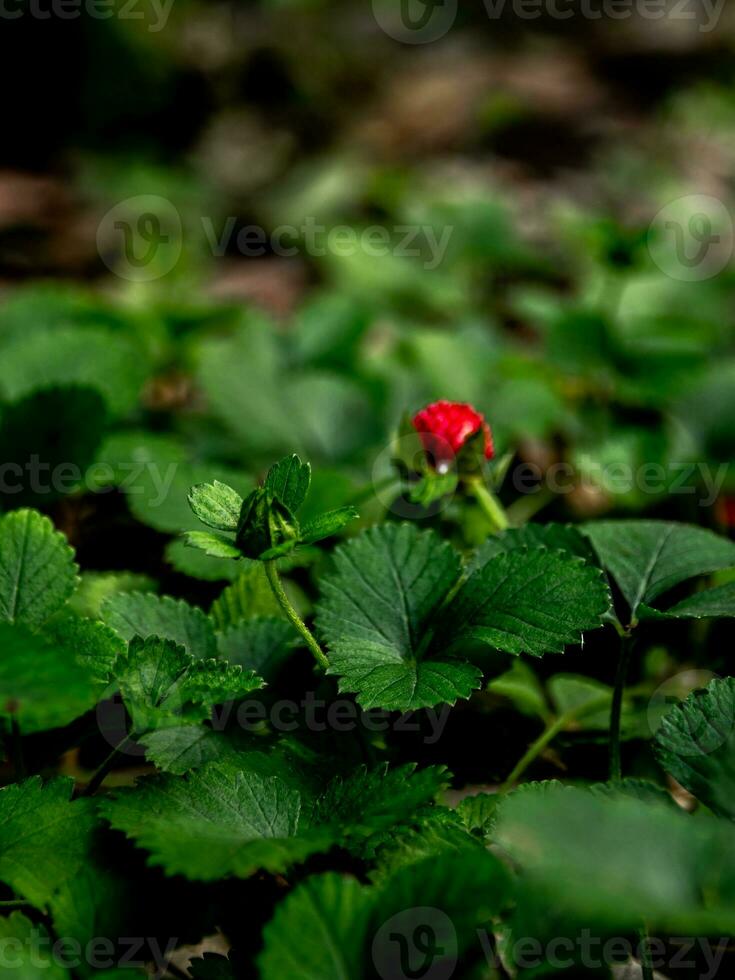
4,718 -> 25,781
81,737 -> 132,797
500,695 -> 612,794
265,560 -> 329,671
610,633 -> 634,782
639,925 -> 655,980
467,479 -> 509,533
499,714 -> 569,793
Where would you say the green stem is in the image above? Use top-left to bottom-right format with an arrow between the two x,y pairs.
4,718 -> 25,781
500,694 -> 612,794
81,737 -> 132,797
610,633 -> 634,782
639,925 -> 654,980
467,479 -> 509,533
265,560 -> 329,671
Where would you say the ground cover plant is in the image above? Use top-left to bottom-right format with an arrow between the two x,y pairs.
4,1 -> 735,978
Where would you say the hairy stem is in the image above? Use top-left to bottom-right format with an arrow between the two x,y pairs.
468,479 -> 509,533
265,560 -> 329,671
610,633 -> 634,782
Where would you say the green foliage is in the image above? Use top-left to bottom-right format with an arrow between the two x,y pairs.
654,676 -> 735,819
0,509 -> 78,629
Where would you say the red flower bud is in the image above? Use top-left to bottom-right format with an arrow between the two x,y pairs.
412,400 -> 494,470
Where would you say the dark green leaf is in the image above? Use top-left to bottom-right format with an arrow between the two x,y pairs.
264,455 -> 311,513
101,593 -> 217,660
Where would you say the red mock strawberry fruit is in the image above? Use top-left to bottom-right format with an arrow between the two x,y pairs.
412,400 -> 494,469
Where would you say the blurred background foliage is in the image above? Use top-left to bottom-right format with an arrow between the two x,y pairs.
0,0 -> 734,547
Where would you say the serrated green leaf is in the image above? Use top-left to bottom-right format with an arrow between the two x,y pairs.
317,524 -> 481,710
210,564 -> 282,630
44,613 -> 125,685
471,522 -> 596,572
114,636 -> 263,734
0,510 -> 78,629
654,676 -> 735,819
656,580 -> 735,619
139,724 -> 258,775
311,763 -> 449,840
216,618 -> 294,682
183,531 -> 242,560
455,793 -> 498,839
583,520 -> 735,621
300,506 -> 358,545
101,593 -> 217,660
264,455 -> 311,513
69,571 -> 155,620
0,621 -> 100,734
188,481 -> 243,532
100,765 -> 332,881
435,548 -> 610,658
0,913 -> 69,979
0,777 -> 95,909
590,778 -> 675,807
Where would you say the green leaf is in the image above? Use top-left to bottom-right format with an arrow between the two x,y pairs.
139,724 -> 258,775
487,659 -> 549,719
69,571 -> 155,619
471,522 -> 595,571
216,618 -> 294,682
182,531 -> 242,560
547,674 -> 615,730
311,764 -> 449,841
0,509 -> 78,629
264,455 -> 311,513
113,636 -> 263,734
101,593 -> 217,660
0,386 -> 106,508
654,676 -> 735,819
0,777 -> 95,909
495,782 -> 735,935
0,325 -> 149,417
259,849 -> 511,980
188,481 -> 244,532
435,548 -> 610,658
100,765 -> 332,881
317,524 -> 481,710
259,873 -> 372,980
0,622 -> 100,733
0,913 -> 69,979
583,520 -> 735,620
165,540 -> 240,582
210,564 -> 282,630
44,613 -> 125,686
300,506 -> 358,545
655,580 -> 735,620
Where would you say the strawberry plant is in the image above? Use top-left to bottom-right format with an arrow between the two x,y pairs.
1,389 -> 735,978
